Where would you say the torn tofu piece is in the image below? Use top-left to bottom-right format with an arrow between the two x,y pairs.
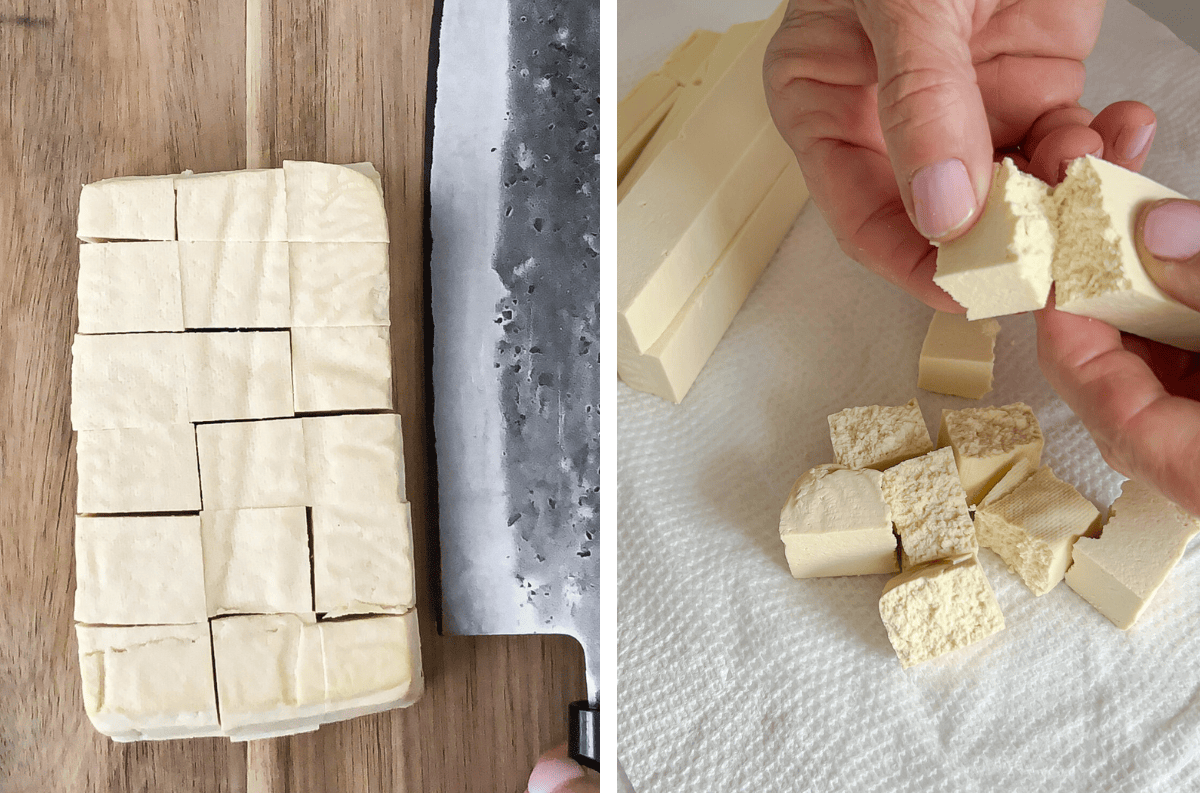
290,326 -> 392,412
881,447 -> 976,568
195,418 -> 309,509
938,403 -> 1044,505
175,169 -> 287,241
312,503 -> 416,617
77,175 -> 176,242
178,242 -> 291,328
77,242 -> 184,334
76,623 -> 221,741
1066,480 -> 1200,629
778,464 -> 897,578
289,242 -> 390,327
184,331 -> 294,422
71,333 -> 190,430
828,398 -> 934,471
878,555 -> 1005,668
303,414 -> 406,506
975,466 -> 1101,596
917,312 -> 1000,400
74,515 -> 208,625
321,612 -> 424,721
283,161 -> 389,243
201,507 -> 312,616
76,425 -> 201,514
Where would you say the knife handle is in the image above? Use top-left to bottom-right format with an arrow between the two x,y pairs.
568,700 -> 599,772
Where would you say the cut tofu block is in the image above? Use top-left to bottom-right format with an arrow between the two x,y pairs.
175,169 -> 287,241
618,71 -> 678,151
290,326 -> 392,412
975,466 -> 1101,596
76,425 -> 201,514
878,555 -> 1005,668
1066,480 -> 1200,629
617,95 -> 676,187
201,507 -> 312,616
70,333 -> 189,430
74,515 -> 208,624
77,175 -> 176,242
1054,155 -> 1200,351
778,464 -> 897,578
76,624 -> 221,741
196,418 -> 309,509
321,612 -> 424,721
938,403 -> 1044,505
828,398 -> 934,471
289,242 -> 390,327
933,158 -> 1055,319
178,241 -> 291,328
77,242 -> 184,334
618,162 -> 807,402
283,161 -> 389,243
659,28 -> 721,84
978,457 -> 1036,508
917,312 -> 1000,400
312,503 -> 415,617
881,447 -> 977,568
185,331 -> 294,422
303,414 -> 406,506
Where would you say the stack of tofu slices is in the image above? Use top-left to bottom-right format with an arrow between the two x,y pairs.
72,162 -> 421,741
617,2 -> 810,403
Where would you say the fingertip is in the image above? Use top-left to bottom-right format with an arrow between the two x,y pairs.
1028,124 -> 1103,185
1091,101 -> 1157,170
528,745 -> 587,793
1135,199 -> 1200,312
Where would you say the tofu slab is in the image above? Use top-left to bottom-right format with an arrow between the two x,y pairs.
77,175 -> 176,242
289,242 -> 390,327
321,611 -> 424,721
283,161 -> 389,242
185,331 -> 294,422
179,241 -> 291,328
917,312 -> 1000,400
196,418 -> 309,509
76,425 -> 201,514
201,507 -> 312,616
77,242 -> 185,334
938,403 -> 1044,505
290,326 -> 392,412
881,447 -> 977,568
71,333 -> 190,430
312,503 -> 415,617
303,413 -> 406,506
175,169 -> 287,241
828,398 -> 934,471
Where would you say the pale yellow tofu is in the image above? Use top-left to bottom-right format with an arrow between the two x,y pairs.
77,175 -> 176,242
76,425 -> 201,514
175,169 -> 287,241
881,447 -> 976,568
77,242 -> 185,334
917,312 -> 1000,400
283,161 -> 389,242
289,242 -> 390,327
938,403 -> 1044,505
70,333 -> 190,430
828,398 -> 934,471
312,503 -> 415,617
178,241 -> 291,328
290,326 -> 392,412
195,418 -> 309,509
200,507 -> 312,616
321,611 -> 424,721
184,331 -> 294,422
303,413 -> 406,506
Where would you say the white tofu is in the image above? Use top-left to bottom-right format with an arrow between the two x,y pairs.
200,507 -> 312,616
881,447 -> 977,568
70,333 -> 189,430
290,326 -> 392,412
178,241 -> 291,328
303,414 -> 406,506
76,425 -> 201,514
195,418 -> 309,509
938,403 -> 1044,505
77,242 -> 185,334
320,611 -> 424,721
184,331 -> 294,422
77,175 -> 176,242
175,169 -> 287,241
312,503 -> 415,617
76,624 -> 221,741
917,312 -> 1000,400
74,515 -> 208,625
827,398 -> 934,471
283,161 -> 389,242
289,242 -> 390,327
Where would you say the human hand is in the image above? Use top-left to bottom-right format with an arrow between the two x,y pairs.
525,743 -> 599,793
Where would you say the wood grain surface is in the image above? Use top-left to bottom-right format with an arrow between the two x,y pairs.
0,2 -> 587,792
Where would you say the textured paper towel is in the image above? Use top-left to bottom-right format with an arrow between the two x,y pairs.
617,2 -> 1200,791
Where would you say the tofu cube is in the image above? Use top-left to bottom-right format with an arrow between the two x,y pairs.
175,169 -> 287,241
321,611 -> 424,721
201,507 -> 312,616
828,398 -> 933,471
77,175 -> 176,242
312,503 -> 415,617
881,447 -> 976,568
184,331 -> 294,422
938,403 -> 1044,505
70,333 -> 190,430
290,326 -> 392,412
304,414 -> 406,506
196,418 -> 309,509
917,312 -> 1000,400
76,425 -> 201,514
179,241 -> 291,328
283,161 -> 389,242
77,242 -> 184,334
289,242 -> 390,327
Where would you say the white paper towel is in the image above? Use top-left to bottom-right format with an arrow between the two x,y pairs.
617,2 -> 1200,791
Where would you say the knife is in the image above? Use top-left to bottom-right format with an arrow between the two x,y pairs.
427,0 -> 600,772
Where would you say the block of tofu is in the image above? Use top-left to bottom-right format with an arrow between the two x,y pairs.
74,515 -> 208,624
618,162 -> 807,402
1066,480 -> 1200,629
175,169 -> 287,241
185,331 -> 294,422
303,414 -> 406,506
195,418 -> 309,509
289,243 -> 390,327
938,403 -> 1043,505
76,425 -> 201,514
77,175 -> 176,242
881,447 -> 977,567
975,466 -> 1101,596
828,398 -> 934,471
76,624 -> 221,741
201,507 -> 312,616
77,242 -> 184,333
933,159 -> 1055,319
917,312 -> 1001,400
618,71 -> 678,152
878,555 -> 1005,668
283,161 -> 388,243
178,241 -> 291,328
312,503 -> 415,617
778,464 -> 897,578
320,612 -> 424,721
290,326 -> 392,412
617,93 -> 676,187
71,333 -> 189,430
977,457 -> 1036,508
1054,155 -> 1200,350
211,614 -> 326,740
660,28 -> 721,84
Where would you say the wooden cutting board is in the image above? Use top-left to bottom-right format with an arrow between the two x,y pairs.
0,2 -> 586,791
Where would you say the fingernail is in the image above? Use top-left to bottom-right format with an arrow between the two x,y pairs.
1116,122 -> 1155,161
911,158 -> 976,239
1143,201 -> 1200,261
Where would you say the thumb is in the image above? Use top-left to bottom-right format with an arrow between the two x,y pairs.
1137,199 -> 1200,312
860,1 -> 992,242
